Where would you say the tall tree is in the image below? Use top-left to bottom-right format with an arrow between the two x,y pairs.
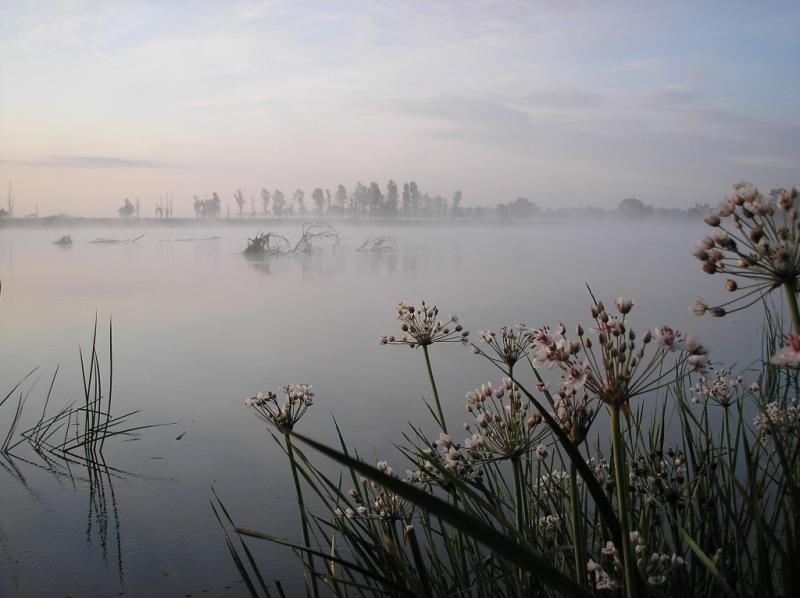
385,180 -> 399,218
368,182 -> 383,218
618,197 -> 651,217
192,192 -> 221,218
260,188 -> 271,216
118,198 -> 135,218
353,182 -> 368,218
234,189 -> 245,218
451,190 -> 462,218
335,184 -> 348,214
210,192 -> 221,217
409,182 -> 422,216
402,183 -> 411,217
311,188 -> 325,216
293,189 -> 306,216
273,190 -> 285,218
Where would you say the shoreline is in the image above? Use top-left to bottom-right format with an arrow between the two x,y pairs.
0,214 -> 702,230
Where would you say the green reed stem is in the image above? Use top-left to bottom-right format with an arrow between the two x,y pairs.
610,405 -> 636,598
569,461 -> 588,588
784,281 -> 800,335
286,434 -> 320,598
422,345 -> 447,433
404,525 -> 433,598
451,491 -> 471,594
511,456 -> 525,537
511,455 -> 527,593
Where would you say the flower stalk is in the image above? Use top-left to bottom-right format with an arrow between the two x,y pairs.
610,405 -> 636,598
423,345 -> 446,433
569,461 -> 587,588
784,280 -> 800,334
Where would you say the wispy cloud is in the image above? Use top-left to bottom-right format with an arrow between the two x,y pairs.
0,156 -> 179,169
726,154 -> 799,170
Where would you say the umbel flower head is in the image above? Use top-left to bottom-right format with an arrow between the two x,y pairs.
470,325 -> 530,372
771,332 -> 800,366
244,383 -> 314,434
529,297 -> 707,412
464,377 -> 542,460
690,368 -> 757,408
378,301 -> 468,348
693,182 -> 800,318
336,462 -> 414,522
403,432 -> 484,488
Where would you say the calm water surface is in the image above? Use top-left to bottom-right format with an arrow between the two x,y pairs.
0,221 -> 765,596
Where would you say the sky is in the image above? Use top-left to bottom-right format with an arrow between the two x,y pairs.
0,0 -> 799,216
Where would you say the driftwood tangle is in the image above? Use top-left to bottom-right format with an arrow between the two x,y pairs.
244,224 -> 340,256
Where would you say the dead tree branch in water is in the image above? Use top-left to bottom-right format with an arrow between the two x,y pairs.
244,224 -> 340,256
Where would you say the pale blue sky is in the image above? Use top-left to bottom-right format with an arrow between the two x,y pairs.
1,0 -> 798,215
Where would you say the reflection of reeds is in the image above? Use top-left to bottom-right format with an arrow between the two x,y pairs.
1,320 -> 167,583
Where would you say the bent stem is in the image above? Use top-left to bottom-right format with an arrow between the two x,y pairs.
569,461 -> 587,588
610,405 -> 636,598
422,345 -> 447,433
286,433 -> 320,598
784,280 -> 800,335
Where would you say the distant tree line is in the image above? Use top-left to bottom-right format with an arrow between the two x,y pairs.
171,181 -> 465,220
108,183 -> 715,221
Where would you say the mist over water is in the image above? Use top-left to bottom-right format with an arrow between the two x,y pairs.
0,221 -> 765,596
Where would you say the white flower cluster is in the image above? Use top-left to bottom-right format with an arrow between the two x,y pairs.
379,301 -> 468,348
334,462 -> 414,522
464,378 -> 542,459
244,383 -> 314,433
753,400 -> 800,441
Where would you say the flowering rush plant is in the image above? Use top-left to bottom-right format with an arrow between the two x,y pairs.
693,183 -> 800,320
245,383 -> 314,434
378,301 -> 468,348
464,377 -> 543,460
472,326 -> 530,373
528,297 -> 708,414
